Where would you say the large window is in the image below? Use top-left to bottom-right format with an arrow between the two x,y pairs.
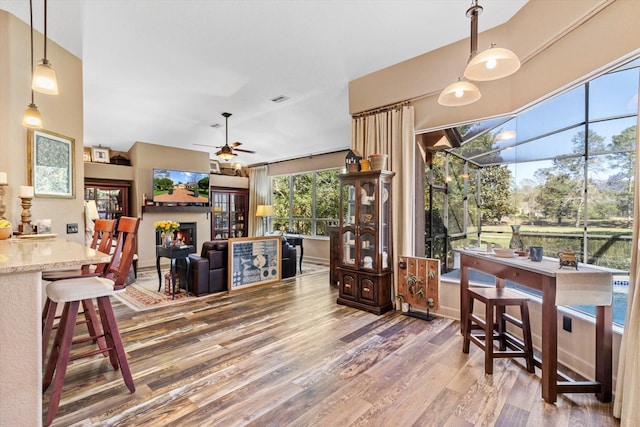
271,168 -> 341,236
423,56 -> 639,326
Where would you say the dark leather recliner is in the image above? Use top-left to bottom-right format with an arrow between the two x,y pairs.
176,240 -> 228,296
281,238 -> 297,279
178,237 -> 298,297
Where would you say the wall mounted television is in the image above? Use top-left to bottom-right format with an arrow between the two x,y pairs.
152,168 -> 210,205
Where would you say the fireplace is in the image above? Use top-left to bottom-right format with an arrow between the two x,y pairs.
156,222 -> 197,247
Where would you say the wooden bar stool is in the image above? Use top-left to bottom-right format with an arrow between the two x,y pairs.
42,217 -> 139,426
462,287 -> 535,375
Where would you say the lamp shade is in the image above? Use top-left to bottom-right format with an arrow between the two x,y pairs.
23,103 -> 43,128
464,46 -> 521,82
437,80 -> 481,107
32,59 -> 59,95
85,200 -> 100,220
256,205 -> 274,217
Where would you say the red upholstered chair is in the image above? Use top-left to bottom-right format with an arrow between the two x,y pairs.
42,217 -> 140,426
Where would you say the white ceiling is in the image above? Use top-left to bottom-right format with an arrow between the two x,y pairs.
0,0 -> 527,165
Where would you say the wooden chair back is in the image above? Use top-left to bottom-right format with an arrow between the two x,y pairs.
105,216 -> 140,290
88,219 -> 117,275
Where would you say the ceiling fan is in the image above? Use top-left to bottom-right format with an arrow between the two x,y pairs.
216,112 -> 256,161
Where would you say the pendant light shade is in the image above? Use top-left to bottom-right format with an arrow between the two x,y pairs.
23,103 -> 43,128
32,0 -> 58,95
32,59 -> 58,95
438,0 -> 519,107
464,45 -> 521,81
437,79 -> 481,107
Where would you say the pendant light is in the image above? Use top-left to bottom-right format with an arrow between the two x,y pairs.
463,1 -> 520,82
438,0 -> 520,107
32,0 -> 58,95
437,78 -> 481,107
23,0 -> 43,129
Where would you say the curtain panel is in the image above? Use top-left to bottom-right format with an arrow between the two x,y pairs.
614,73 -> 640,426
248,165 -> 268,236
351,105 -> 416,305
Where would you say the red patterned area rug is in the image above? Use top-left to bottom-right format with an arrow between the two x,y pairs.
114,263 -> 328,312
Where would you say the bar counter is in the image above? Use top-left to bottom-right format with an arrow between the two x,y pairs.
0,237 -> 111,427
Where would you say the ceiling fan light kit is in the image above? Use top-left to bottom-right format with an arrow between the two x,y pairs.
216,112 -> 256,161
438,0 -> 520,107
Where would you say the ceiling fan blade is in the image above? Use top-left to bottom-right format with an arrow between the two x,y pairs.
234,148 -> 256,154
230,141 -> 242,148
193,143 -> 215,148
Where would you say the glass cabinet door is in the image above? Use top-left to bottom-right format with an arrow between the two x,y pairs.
84,181 -> 129,221
211,188 -> 249,240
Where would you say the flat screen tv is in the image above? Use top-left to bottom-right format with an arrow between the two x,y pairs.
152,168 -> 210,205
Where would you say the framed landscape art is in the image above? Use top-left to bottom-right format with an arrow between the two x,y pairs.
27,129 -> 75,198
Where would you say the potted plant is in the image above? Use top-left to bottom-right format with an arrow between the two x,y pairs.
405,273 -> 423,295
395,294 -> 409,313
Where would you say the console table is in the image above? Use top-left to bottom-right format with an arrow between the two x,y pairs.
458,249 -> 613,403
156,245 -> 195,299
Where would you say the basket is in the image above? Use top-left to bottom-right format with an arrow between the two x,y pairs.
369,153 -> 388,170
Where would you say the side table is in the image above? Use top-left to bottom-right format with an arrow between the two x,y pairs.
285,235 -> 303,273
156,244 -> 195,299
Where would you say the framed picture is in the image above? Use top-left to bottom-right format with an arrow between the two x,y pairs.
91,147 -> 110,163
210,159 -> 221,174
27,129 -> 75,198
83,147 -> 92,162
228,236 -> 281,292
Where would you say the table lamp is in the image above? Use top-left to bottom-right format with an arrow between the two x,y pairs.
256,204 -> 273,236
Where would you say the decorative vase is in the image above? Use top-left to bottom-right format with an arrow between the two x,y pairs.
162,232 -> 173,247
509,225 -> 524,251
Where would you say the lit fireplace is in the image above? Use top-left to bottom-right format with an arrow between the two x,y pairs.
156,222 -> 197,247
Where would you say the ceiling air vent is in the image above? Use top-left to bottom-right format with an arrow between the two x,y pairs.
270,95 -> 290,103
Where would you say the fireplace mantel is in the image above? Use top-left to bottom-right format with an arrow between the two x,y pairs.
141,205 -> 210,219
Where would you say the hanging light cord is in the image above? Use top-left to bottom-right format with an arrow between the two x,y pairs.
43,0 -> 48,60
29,0 -> 35,104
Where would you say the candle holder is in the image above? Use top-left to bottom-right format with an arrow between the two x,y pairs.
0,183 -> 6,219
18,196 -> 34,235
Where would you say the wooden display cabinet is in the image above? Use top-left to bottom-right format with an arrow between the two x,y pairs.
211,187 -> 248,240
336,170 -> 395,314
84,180 -> 130,220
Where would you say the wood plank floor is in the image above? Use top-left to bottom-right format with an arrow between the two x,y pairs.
44,270 -> 619,426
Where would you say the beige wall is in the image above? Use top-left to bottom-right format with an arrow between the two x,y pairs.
129,141 -> 212,268
0,10 -> 85,244
0,10 -> 84,423
349,0 -> 640,132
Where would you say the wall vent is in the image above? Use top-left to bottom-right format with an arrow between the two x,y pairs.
270,95 -> 290,103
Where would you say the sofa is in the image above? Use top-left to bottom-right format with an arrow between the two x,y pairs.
178,237 -> 298,296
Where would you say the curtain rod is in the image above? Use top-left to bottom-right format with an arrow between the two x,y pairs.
351,101 -> 411,118
247,148 -> 349,168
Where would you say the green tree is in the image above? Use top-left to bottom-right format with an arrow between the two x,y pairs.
534,172 -> 581,224
607,125 -> 636,223
479,166 -> 516,223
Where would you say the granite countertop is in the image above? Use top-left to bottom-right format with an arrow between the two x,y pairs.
0,238 -> 111,274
